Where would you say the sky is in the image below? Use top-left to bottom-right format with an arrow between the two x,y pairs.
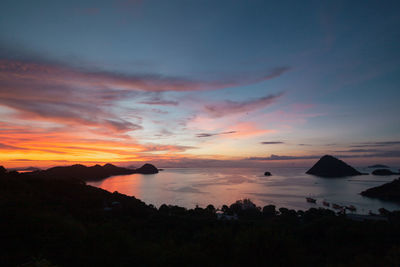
1,0 -> 400,168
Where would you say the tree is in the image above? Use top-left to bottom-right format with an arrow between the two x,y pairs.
206,204 -> 215,212
0,166 -> 6,176
262,205 -> 276,217
159,204 -> 169,214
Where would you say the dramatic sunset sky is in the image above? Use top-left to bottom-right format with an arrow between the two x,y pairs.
1,0 -> 399,168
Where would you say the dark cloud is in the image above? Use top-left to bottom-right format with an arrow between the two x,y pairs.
0,143 -> 26,150
140,100 -> 178,106
350,141 -> 400,148
138,92 -> 179,106
196,131 -> 237,138
203,93 -> 283,118
334,149 -> 380,153
150,109 -> 169,115
0,96 -> 141,133
141,144 -> 197,152
104,119 -> 142,132
247,154 -> 320,161
247,151 -> 400,161
372,150 -> 400,158
0,58 -> 290,93
260,141 -> 284,145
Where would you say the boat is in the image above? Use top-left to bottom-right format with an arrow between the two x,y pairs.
346,205 -> 356,212
332,203 -> 342,210
306,197 -> 317,203
322,200 -> 330,207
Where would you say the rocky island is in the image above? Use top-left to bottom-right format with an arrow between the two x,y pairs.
135,163 -> 159,174
306,155 -> 364,177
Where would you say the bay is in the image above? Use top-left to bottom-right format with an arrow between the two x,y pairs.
88,167 -> 400,214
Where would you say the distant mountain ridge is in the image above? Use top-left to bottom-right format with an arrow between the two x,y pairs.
30,163 -> 158,181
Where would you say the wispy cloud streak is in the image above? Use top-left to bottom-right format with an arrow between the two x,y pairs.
0,59 -> 290,92
203,93 -> 283,118
196,131 -> 237,138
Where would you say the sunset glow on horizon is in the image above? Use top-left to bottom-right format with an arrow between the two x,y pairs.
1,0 -> 400,169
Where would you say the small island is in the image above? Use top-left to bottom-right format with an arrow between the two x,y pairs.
306,155 -> 364,177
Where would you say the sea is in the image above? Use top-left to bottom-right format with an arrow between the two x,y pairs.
88,167 -> 400,214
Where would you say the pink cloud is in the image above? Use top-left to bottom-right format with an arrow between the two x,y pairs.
0,59 -> 289,92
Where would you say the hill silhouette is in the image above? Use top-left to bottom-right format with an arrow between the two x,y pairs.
135,163 -> 159,174
1,169 -> 400,266
361,178 -> 400,202
31,163 -> 158,181
306,155 -> 363,177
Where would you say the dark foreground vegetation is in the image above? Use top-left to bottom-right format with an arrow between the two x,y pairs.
1,168 -> 400,266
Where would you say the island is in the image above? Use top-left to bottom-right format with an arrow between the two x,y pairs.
135,163 -> 159,174
361,178 -> 400,202
372,169 -> 400,176
306,155 -> 364,177
30,163 -> 159,181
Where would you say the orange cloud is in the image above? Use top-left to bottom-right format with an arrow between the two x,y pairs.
0,121 -> 195,168
0,57 -> 290,168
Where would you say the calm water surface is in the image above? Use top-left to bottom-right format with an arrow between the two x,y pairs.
88,167 -> 400,214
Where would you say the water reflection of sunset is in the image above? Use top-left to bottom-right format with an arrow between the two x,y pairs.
89,168 -> 400,214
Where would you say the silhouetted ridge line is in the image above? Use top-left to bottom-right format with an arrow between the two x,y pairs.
306,155 -> 364,177
31,163 -> 158,181
361,178 -> 400,202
